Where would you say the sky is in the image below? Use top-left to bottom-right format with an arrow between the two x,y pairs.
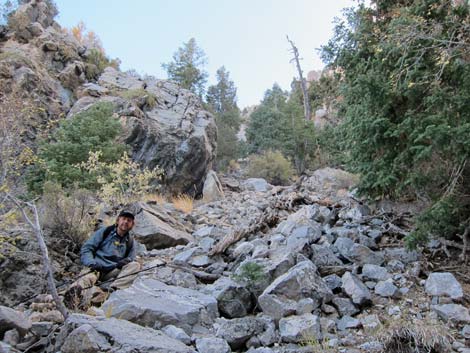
53,1 -> 359,108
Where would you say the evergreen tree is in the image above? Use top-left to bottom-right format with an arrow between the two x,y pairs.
162,38 -> 208,97
246,83 -> 316,173
28,102 -> 127,193
206,66 -> 242,168
321,0 -> 470,247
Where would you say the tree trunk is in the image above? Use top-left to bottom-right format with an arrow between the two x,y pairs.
287,35 -> 311,121
8,195 -> 69,320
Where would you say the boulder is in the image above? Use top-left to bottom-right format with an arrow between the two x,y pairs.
54,314 -> 195,353
361,264 -> 391,282
374,279 -> 400,298
0,306 -> 31,338
279,314 -> 322,343
101,278 -> 218,333
243,178 -> 271,192
202,170 -> 225,202
300,168 -> 359,198
341,272 -> 371,306
431,304 -> 470,324
425,272 -> 463,300
130,202 -> 193,249
332,297 -> 359,316
195,337 -> 231,353
258,261 -> 333,319
204,276 -> 254,318
215,316 -> 276,350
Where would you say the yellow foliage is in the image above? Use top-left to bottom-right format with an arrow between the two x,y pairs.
171,194 -> 194,213
79,151 -> 163,205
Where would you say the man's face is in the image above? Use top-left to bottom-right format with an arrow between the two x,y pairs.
116,216 -> 134,235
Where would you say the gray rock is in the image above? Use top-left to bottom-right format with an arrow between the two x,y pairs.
279,314 -> 322,343
348,244 -> 384,266
384,248 -> 420,264
431,304 -> 470,324
332,297 -> 359,316
425,272 -> 463,300
374,279 -> 400,298
55,314 -> 195,353
203,171 -> 224,202
3,329 -> 19,346
215,316 -> 270,350
243,178 -> 271,192
132,202 -> 193,249
362,264 -> 391,281
311,245 -> 343,267
323,274 -> 342,292
98,66 -> 145,91
205,277 -> 253,318
162,325 -> 191,345
259,261 -> 333,320
300,168 -> 359,199
195,337 -> 231,353
333,237 -> 354,259
367,229 -> 383,241
232,242 -> 254,258
360,314 -> 381,335
339,205 -> 370,222
246,348 -> 274,353
0,305 -> 31,337
341,272 -> 371,306
337,315 -> 361,331
462,325 -> 470,339
0,342 -> 20,353
101,278 -> 218,333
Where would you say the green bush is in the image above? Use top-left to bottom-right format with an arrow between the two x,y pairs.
27,102 -> 127,193
246,150 -> 294,185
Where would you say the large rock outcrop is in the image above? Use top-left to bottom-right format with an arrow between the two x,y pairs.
66,69 -> 217,195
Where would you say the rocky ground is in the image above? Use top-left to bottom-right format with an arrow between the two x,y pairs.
1,168 -> 469,353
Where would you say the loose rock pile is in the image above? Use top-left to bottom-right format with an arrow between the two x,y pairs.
1,168 -> 469,353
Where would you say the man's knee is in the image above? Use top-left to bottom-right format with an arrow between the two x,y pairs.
122,261 -> 141,272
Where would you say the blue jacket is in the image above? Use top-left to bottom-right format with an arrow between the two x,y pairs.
80,225 -> 136,271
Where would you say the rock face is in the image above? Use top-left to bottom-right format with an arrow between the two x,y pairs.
98,69 -> 217,195
203,170 -> 225,202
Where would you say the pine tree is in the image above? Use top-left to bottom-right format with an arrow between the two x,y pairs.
162,38 -> 208,97
206,66 -> 242,168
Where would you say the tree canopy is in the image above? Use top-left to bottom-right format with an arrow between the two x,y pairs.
321,0 -> 470,247
162,38 -> 208,97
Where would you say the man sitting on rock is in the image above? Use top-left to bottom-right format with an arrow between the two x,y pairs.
65,210 -> 141,308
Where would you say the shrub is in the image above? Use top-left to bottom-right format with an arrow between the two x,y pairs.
27,102 -> 127,193
233,262 -> 264,284
246,150 -> 294,185
40,182 -> 95,254
79,151 -> 163,205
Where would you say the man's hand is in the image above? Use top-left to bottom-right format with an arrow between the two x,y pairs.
116,258 -> 131,269
89,263 -> 102,271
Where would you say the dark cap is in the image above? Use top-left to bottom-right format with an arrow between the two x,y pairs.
118,210 -> 135,220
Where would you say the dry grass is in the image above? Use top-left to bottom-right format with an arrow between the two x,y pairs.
376,313 -> 453,353
146,193 -> 168,204
171,194 -> 194,213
